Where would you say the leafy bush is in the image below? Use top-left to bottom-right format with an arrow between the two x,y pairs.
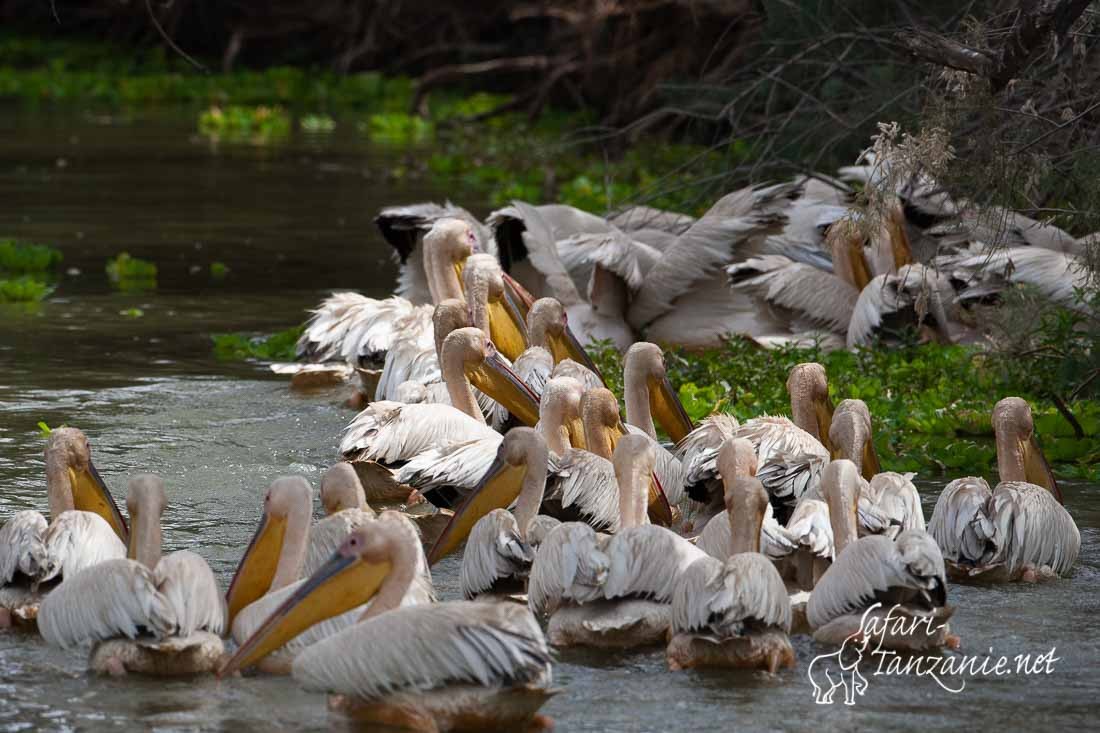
211,326 -> 303,362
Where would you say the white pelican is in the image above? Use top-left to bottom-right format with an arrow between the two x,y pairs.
464,252 -> 528,361
680,362 -> 834,526
695,438 -> 797,562
948,246 -> 1089,313
622,342 -> 694,444
807,460 -> 954,651
220,519 -> 554,732
427,428 -> 552,598
0,428 -> 128,630
297,218 -> 476,369
928,397 -> 1079,582
523,296 -> 605,389
340,327 -> 541,482
545,435 -> 705,648
38,474 -> 225,676
667,473 -> 794,673
227,478 -> 434,673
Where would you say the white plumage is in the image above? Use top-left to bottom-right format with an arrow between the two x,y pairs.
696,503 -> 797,561
37,511 -> 128,584
340,401 -> 498,465
527,522 -> 609,617
670,554 -> 792,637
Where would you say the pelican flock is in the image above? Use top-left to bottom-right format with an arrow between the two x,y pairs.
2,174 -> 1089,730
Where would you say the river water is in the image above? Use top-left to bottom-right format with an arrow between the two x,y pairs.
0,107 -> 1097,732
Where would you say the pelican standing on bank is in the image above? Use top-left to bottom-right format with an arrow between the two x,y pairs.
0,428 -> 128,630
38,474 -> 225,676
220,519 -> 554,732
928,397 -> 1079,582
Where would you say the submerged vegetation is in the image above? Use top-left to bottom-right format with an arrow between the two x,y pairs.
590,339 -> 1100,482
106,252 -> 157,292
0,239 -> 60,303
211,326 -> 304,362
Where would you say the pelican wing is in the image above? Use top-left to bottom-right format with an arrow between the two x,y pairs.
807,531 -> 946,629
0,511 -> 48,583
460,510 -> 533,599
672,554 -> 791,636
305,508 -> 374,578
928,477 -> 996,566
785,499 -> 834,559
990,482 -> 1080,577
677,414 -> 740,501
38,558 -> 176,649
868,472 -> 925,532
340,402 -> 498,465
727,256 -> 858,334
155,551 -> 226,637
955,248 -> 1086,311
610,205 -> 696,235
396,436 -> 502,503
508,201 -> 584,307
527,522 -> 608,616
293,601 -> 551,701
546,450 -> 620,531
603,525 -> 707,602
39,511 -> 127,583
373,306 -> 436,400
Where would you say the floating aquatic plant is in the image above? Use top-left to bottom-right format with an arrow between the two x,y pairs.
198,105 -> 291,143
106,252 -> 157,292
211,326 -> 304,362
0,275 -> 52,303
0,239 -> 62,274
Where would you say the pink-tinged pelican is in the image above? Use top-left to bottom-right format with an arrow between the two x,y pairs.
807,460 -> 955,651
530,435 -> 704,648
0,428 -> 127,630
38,474 -> 225,676
219,520 -> 554,732
667,467 -> 794,672
340,327 -> 541,481
226,478 -> 433,674
928,397 -> 1079,582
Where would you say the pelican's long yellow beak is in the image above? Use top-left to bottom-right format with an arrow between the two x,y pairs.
1022,434 -> 1061,503
219,552 -> 391,677
467,349 -> 541,427
862,437 -> 882,479
648,472 -> 673,527
503,273 -> 534,321
226,512 -> 286,625
566,416 -> 587,450
546,326 -> 605,385
68,463 -> 128,543
649,374 -> 693,444
428,456 -> 526,564
488,296 -> 529,362
815,397 -> 836,454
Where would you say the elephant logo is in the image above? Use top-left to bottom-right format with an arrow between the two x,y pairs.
807,632 -> 872,705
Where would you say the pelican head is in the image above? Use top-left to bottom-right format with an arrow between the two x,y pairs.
320,463 -> 370,515
528,297 -> 603,379
718,437 -> 758,485
613,433 -> 656,530
220,518 -> 417,677
442,326 -> 541,426
428,427 -> 549,564
581,387 -> 626,460
126,474 -> 167,569
44,427 -> 128,543
464,254 -> 528,361
225,476 -> 313,625
787,362 -> 834,451
624,342 -> 693,444
828,399 -> 881,479
826,217 -> 872,290
432,299 -> 470,358
539,376 -> 585,452
993,397 -> 1060,501
821,459 -> 860,555
423,218 -> 476,302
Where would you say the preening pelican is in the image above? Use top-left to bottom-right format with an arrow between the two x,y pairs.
928,397 -> 1079,582
341,327 -> 541,479
807,460 -> 954,651
695,438 -> 797,562
680,363 -> 833,526
426,428 -> 552,599
220,520 -> 553,732
0,428 -> 127,630
667,471 -> 794,673
38,474 -> 225,676
227,478 -> 434,673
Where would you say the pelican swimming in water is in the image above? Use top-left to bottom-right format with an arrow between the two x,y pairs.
0,428 -> 128,630
38,474 -> 225,676
928,397 -> 1079,583
227,477 -> 434,674
667,468 -> 794,673
220,519 -> 554,732
340,327 -> 541,482
530,434 -> 705,648
680,362 -> 835,527
807,460 -> 954,651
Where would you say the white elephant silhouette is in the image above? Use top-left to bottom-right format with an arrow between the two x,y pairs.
808,632 -> 871,705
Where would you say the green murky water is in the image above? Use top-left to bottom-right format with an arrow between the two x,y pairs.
1,106 -> 1097,731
